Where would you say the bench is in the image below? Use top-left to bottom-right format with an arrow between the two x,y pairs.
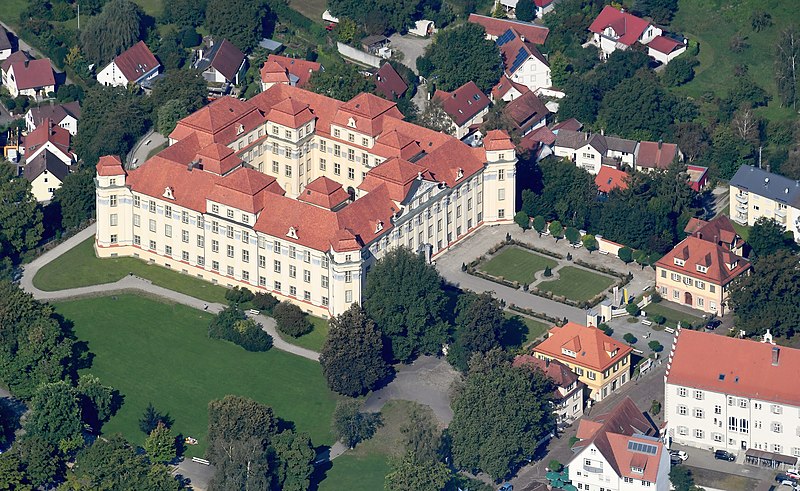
191,457 -> 210,466
641,319 -> 653,326
599,250 -> 609,255
664,327 -> 676,334
247,309 -> 260,316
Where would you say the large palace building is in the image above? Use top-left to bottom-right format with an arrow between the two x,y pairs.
95,85 -> 517,317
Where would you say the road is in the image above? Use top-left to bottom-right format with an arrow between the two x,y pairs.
127,129 -> 167,168
0,21 -> 71,85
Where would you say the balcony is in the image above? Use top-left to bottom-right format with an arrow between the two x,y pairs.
735,194 -> 748,204
775,208 -> 787,218
735,204 -> 748,215
584,464 -> 604,474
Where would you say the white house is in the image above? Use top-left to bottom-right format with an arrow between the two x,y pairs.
647,35 -> 688,65
495,0 -> 555,18
23,149 -> 70,202
26,101 -> 81,136
588,6 -> 661,59
514,354 -> 585,425
2,56 -> 55,99
665,329 -> 800,469
23,119 -> 76,166
553,129 -> 611,174
0,26 -> 12,61
433,81 -> 491,139
729,165 -> 800,241
570,397 -> 671,491
97,41 -> 160,88
194,39 -> 247,85
495,28 -> 552,93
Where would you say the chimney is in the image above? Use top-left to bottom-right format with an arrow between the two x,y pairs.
658,139 -> 663,149
585,132 -> 589,140
772,346 -> 780,366
520,34 -> 526,42
24,59 -> 29,68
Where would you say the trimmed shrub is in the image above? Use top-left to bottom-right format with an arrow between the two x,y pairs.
651,314 -> 666,325
648,340 -> 663,352
209,306 -> 273,352
543,266 -> 552,277
273,301 -> 312,337
252,292 -> 279,313
626,303 -> 640,316
623,333 -> 637,344
225,286 -> 254,304
618,246 -> 633,264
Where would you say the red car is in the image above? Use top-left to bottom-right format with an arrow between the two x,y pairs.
325,22 -> 337,31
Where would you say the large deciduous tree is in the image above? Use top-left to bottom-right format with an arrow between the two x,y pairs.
205,0 -> 270,53
447,292 -> 507,372
520,157 -> 598,230
332,400 -> 382,448
309,63 -> 376,102
598,71 -> 675,141
23,381 -> 82,449
151,69 -> 208,116
320,303 -> 390,396
748,217 -> 794,258
0,162 -> 43,258
271,430 -> 315,491
514,0 -> 536,21
633,0 -> 677,24
449,350 -> 555,480
80,0 -> 143,64
424,23 -> 502,92
162,0 -> 207,27
775,26 -> 800,110
364,247 -> 449,362
52,166 -> 95,230
385,453 -> 451,491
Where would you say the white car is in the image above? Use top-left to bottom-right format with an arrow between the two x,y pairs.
670,450 -> 688,462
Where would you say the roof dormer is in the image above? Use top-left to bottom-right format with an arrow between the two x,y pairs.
287,226 -> 298,239
163,186 -> 174,200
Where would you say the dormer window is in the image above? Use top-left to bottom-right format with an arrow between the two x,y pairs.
456,168 -> 463,180
375,221 -> 383,233
673,258 -> 685,266
696,265 -> 708,273
287,226 -> 298,239
162,187 -> 174,200
729,261 -> 737,270
631,466 -> 644,474
347,117 -> 356,128
237,124 -> 244,135
561,348 -> 576,358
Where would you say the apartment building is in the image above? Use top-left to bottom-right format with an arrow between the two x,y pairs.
570,397 -> 670,491
729,165 -> 800,241
95,86 -> 517,318
665,329 -> 800,468
532,322 -> 632,401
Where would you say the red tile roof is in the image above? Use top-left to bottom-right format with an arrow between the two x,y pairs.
513,355 -> 579,397
647,35 -> 684,55
25,119 -> 71,156
208,167 -> 284,213
667,329 -> 800,407
298,176 -> 350,209
504,91 -> 549,133
96,155 -> 125,176
655,236 -> 750,286
534,322 -> 632,372
170,96 -> 264,147
499,32 -> 548,76
468,14 -> 549,44
484,129 -> 515,151
433,81 -> 491,127
266,98 -> 315,128
263,54 -> 321,87
1,50 -> 30,73
491,74 -> 530,100
111,41 -> 159,82
371,129 -> 422,161
9,58 -> 55,90
209,39 -> 246,82
518,125 -> 556,152
595,167 -> 629,193
374,63 -> 408,100
421,139 -> 486,187
551,118 -> 583,131
195,142 -> 242,176
636,141 -> 679,169
588,6 -> 651,47
258,61 -> 290,85
686,214 -> 739,249
359,157 -> 431,202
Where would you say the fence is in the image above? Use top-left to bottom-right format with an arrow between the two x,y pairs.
336,43 -> 381,68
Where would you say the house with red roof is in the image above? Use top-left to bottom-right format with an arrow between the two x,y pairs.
0,26 -> 11,61
588,6 -> 661,59
655,216 -> 750,316
468,14 -> 550,45
595,166 -> 629,194
533,322 -> 632,401
259,54 -> 321,91
493,28 -> 552,95
495,0 -> 555,18
2,54 -> 55,99
503,90 -> 550,136
194,39 -> 247,87
569,397 -> 670,491
97,41 -> 160,88
635,140 -> 682,171
665,329 -> 800,467
373,63 -> 408,101
514,354 -> 585,424
647,35 -> 687,64
25,101 -> 81,136
21,119 -> 76,201
23,119 -> 76,166
433,81 -> 491,138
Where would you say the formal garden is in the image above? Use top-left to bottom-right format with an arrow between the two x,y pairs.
479,246 -> 558,285
537,266 -> 616,303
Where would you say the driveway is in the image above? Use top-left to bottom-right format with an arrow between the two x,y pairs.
389,33 -> 432,75
127,129 -> 167,168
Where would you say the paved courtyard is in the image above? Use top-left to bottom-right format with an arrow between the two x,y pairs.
388,33 -> 432,75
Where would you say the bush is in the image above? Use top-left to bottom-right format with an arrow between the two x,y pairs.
618,247 -> 633,264
648,340 -> 663,352
225,286 -> 254,304
582,234 -> 598,252
623,333 -> 637,344
514,211 -> 530,230
565,227 -> 580,244
548,459 -> 563,472
273,301 -> 312,337
598,323 -> 613,336
209,306 -> 273,351
179,27 -> 202,47
626,303 -> 640,316
651,314 -> 666,325
252,292 -> 279,313
543,266 -> 552,277
651,292 -> 662,303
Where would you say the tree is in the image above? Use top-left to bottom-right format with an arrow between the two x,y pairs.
598,71 -> 675,141
156,29 -> 187,70
320,303 -> 390,396
750,10 -> 772,32
271,430 -> 315,491
80,0 -> 143,64
670,465 -> 698,491
533,215 -> 546,236
385,453 -> 451,491
672,122 -> 710,162
515,0 -> 536,21
728,250 -> 800,338
273,301 -> 312,337
548,220 -> 564,239
400,405 -> 441,464
775,26 -> 800,110
162,0 -> 206,27
558,77 -> 601,123
648,340 -> 663,352
151,69 -> 208,115
449,350 -> 555,480
332,400 -> 382,448
514,211 -> 530,231
205,0 -> 270,53
364,247 -> 449,362
77,374 -> 119,432
731,105 -> 760,145
309,62 -> 376,102
0,162 -> 43,258
145,422 -> 177,464
565,226 -> 580,244
424,23 -> 502,92
582,234 -> 598,252
618,246 -> 633,264
623,332 -> 637,344
633,0 -> 677,23
417,100 -> 455,134
15,437 -> 61,488
209,306 -> 273,351
748,217 -> 793,257
53,166 -> 95,230
335,17 -> 358,44
662,57 -> 697,87
24,381 -> 82,449
139,403 -> 174,435
0,454 -> 32,491
729,32 -> 749,53
522,158 -> 598,230
448,292 -> 507,372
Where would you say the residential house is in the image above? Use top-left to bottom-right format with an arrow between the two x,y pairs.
682,215 -> 744,256
433,81 -> 491,139
468,14 -> 549,45
570,397 -> 670,491
374,63 -> 408,101
635,140 -> 682,171
518,125 -> 555,160
503,90 -> 549,136
588,6 -> 661,59
514,354 -> 585,425
686,164 -> 708,192
194,39 -> 247,86
655,216 -> 750,316
604,136 -> 637,168
23,119 -> 76,166
494,28 -> 552,94
495,0 -> 556,18
647,35 -> 687,65
729,165 -> 800,241
532,322 -> 632,401
97,41 -> 160,88
553,129 -> 610,174
23,149 -> 70,202
491,74 -> 530,102
0,26 -> 11,61
25,101 -> 81,136
259,54 -> 321,91
361,35 -> 390,55
2,55 -> 55,99
95,86 -> 517,318
665,328 -> 800,468
595,166 -> 629,195
552,118 -> 583,132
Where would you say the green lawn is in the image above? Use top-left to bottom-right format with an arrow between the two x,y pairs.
503,312 -> 550,347
317,400 -> 425,491
671,0 -> 798,121
288,0 -> 328,21
643,302 -> 704,329
538,266 -> 615,302
53,295 -> 339,457
286,315 -> 329,352
132,0 -> 164,17
33,237 -> 228,304
480,247 -> 558,284
0,0 -> 28,28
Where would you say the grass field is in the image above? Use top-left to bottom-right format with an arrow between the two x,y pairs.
33,237 -> 228,304
538,266 -> 615,302
133,0 -> 164,17
317,400 -> 428,491
480,247 -> 558,284
0,0 -> 28,28
671,0 -> 798,121
286,315 -> 329,352
288,0 -> 328,22
503,312 -> 550,347
643,302 -> 704,329
684,466 -> 759,491
53,295 -> 339,457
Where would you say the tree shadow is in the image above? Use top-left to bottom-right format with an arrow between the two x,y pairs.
307,457 -> 333,491
275,416 -> 296,434
501,316 -> 528,349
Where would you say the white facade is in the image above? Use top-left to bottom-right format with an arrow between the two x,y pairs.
5,64 -> 54,99
97,60 -> 159,88
25,110 -> 78,136
570,443 -> 671,491
554,141 -> 603,174
450,106 -> 490,140
0,48 -> 10,61
30,170 -> 64,202
509,55 -> 551,93
729,180 -> 800,242
592,25 -> 662,59
25,140 -> 74,166
648,44 -> 687,65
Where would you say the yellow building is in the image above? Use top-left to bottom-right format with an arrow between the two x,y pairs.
532,322 -> 632,401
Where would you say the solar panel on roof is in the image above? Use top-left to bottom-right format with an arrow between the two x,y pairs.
510,48 -> 528,74
497,29 -> 516,46
627,440 -> 658,455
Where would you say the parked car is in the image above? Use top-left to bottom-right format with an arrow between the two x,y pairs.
776,474 -> 796,483
498,484 -> 513,491
705,319 -> 721,330
778,481 -> 800,490
670,450 -> 689,461
714,450 -> 736,461
788,469 -> 800,480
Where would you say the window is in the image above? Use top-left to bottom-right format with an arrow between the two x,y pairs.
212,221 -> 219,234
274,260 -> 281,273
149,240 -> 156,250
694,429 -> 704,439
258,255 -> 266,268
274,280 -> 282,291
320,140 -> 327,153
182,251 -> 189,261
227,245 -> 234,258
165,245 -> 172,256
347,148 -> 355,161
110,214 -> 118,226
212,240 -> 219,253
149,200 -> 157,213
320,158 -> 327,171
198,256 -> 205,266
284,147 -> 291,158
345,271 -> 353,283
498,188 -> 505,201
272,161 -> 279,173
165,224 -> 172,237
334,144 -> 341,157
273,240 -> 281,254
772,422 -> 783,433
322,296 -> 329,306
289,265 -> 296,278
321,256 -> 329,269
772,405 -> 783,414
678,387 -> 687,397
242,230 -> 249,244
227,266 -> 234,276
334,163 -> 341,175
713,433 -> 723,442
289,286 -> 297,296
715,405 -> 722,415
110,195 -> 117,207
694,390 -> 704,400
303,251 -> 311,263
226,226 -> 234,239
345,290 -> 353,303
134,195 -> 141,207
694,408 -> 704,418
498,209 -> 505,219
739,399 -> 748,408
678,405 -> 687,416
678,426 -> 688,436
242,271 -> 250,281
348,167 -> 354,180
165,205 -> 172,218
197,216 -> 204,229
182,230 -> 189,243
289,246 -> 296,259
285,165 -> 292,177
110,234 -> 117,244
212,261 -> 219,271
498,169 -> 505,181
321,276 -> 328,288
303,270 -> 311,283
242,250 -> 249,263
333,128 -> 341,138
587,371 -> 596,380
